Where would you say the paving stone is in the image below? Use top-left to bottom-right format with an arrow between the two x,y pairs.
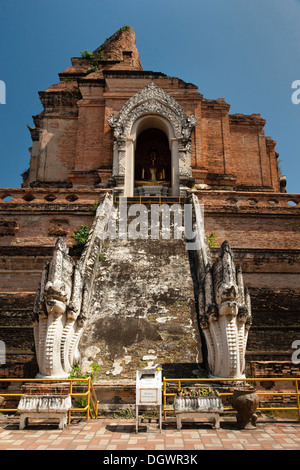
0,416 -> 300,450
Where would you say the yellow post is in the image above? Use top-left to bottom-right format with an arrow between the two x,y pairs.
68,380 -> 73,425
295,379 -> 300,422
163,377 -> 166,421
86,377 -> 91,421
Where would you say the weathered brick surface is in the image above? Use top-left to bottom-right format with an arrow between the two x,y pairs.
0,292 -> 38,378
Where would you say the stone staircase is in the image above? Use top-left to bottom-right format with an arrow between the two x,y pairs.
78,198 -> 205,379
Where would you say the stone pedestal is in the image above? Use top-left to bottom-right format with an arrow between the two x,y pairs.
137,185 -> 169,197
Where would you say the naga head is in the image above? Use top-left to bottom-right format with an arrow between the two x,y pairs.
44,279 -> 69,316
219,300 -> 239,318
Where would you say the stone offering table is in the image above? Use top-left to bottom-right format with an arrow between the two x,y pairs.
173,394 -> 223,430
17,394 -> 72,430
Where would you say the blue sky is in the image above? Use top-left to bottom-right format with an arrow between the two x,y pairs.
0,0 -> 299,193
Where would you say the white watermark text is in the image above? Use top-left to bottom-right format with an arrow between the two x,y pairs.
291,80 -> 300,104
0,80 -> 6,104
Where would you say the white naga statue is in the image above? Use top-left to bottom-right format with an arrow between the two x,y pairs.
33,238 -> 88,378
198,241 -> 252,378
32,192 -> 114,378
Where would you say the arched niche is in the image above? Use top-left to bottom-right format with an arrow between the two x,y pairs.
108,82 -> 197,197
129,114 -> 177,196
134,128 -> 171,193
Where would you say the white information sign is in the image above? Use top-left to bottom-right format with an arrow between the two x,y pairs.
136,368 -> 162,432
140,388 -> 157,404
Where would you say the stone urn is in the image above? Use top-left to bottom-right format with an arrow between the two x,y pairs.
228,386 -> 259,429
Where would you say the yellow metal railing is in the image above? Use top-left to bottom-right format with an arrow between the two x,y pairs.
2,376 -> 300,424
0,378 -> 99,423
114,196 -> 187,205
163,377 -> 300,422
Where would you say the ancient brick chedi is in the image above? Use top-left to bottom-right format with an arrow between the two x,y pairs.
23,26 -> 280,195
0,26 -> 299,381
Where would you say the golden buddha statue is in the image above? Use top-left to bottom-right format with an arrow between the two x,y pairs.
136,150 -> 169,187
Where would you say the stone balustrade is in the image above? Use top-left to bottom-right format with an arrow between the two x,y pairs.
0,188 -> 299,210
0,188 -> 112,205
194,190 -> 300,210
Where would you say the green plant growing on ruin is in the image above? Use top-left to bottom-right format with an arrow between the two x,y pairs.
69,365 -> 89,382
207,232 -> 217,248
277,158 -> 283,179
75,396 -> 88,408
80,49 -> 94,59
90,199 -> 100,214
176,387 -> 220,397
116,25 -> 130,33
86,64 -> 99,74
116,408 -> 135,419
69,362 -> 101,383
71,225 -> 89,255
89,362 -> 101,378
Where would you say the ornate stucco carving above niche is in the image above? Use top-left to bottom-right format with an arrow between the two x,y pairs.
108,82 -> 196,142
108,82 -> 197,194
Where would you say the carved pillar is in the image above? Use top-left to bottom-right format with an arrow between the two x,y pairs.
124,137 -> 135,197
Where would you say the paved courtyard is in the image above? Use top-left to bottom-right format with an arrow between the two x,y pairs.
0,415 -> 300,451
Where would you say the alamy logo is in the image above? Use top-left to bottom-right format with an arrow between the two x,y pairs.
291,340 -> 300,364
99,201 -> 206,251
291,80 -> 300,105
0,80 -> 6,104
0,340 -> 5,364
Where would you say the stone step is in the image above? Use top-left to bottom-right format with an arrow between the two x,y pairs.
79,233 -> 204,379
